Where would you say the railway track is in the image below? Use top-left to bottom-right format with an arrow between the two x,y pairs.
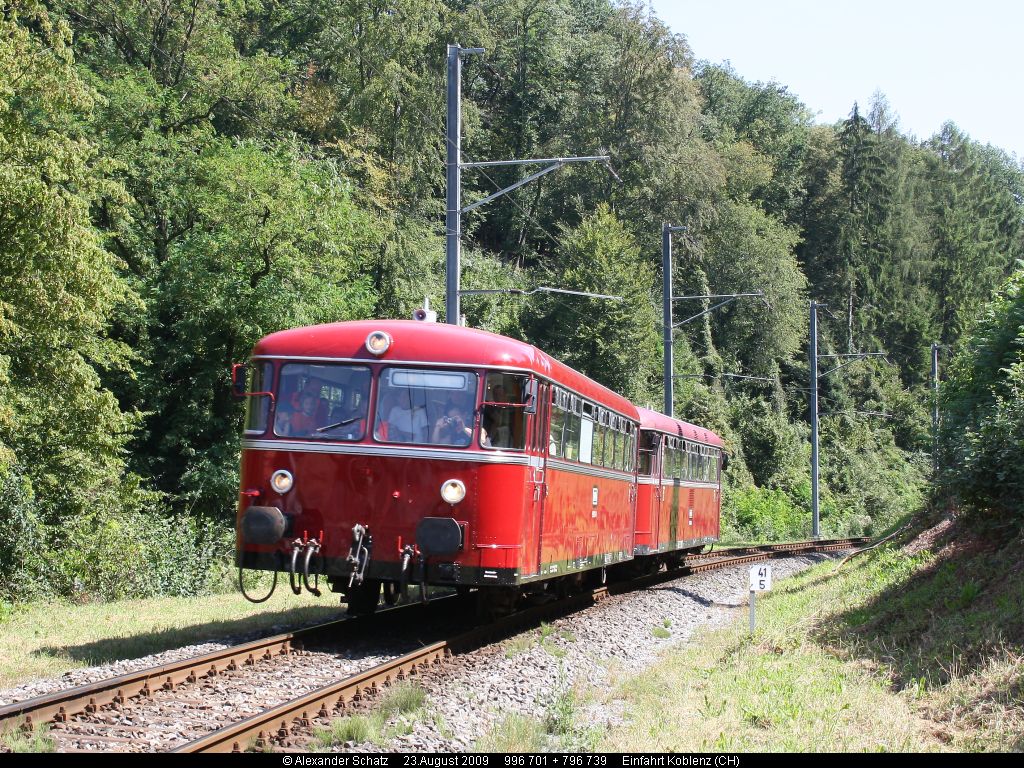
0,536 -> 869,753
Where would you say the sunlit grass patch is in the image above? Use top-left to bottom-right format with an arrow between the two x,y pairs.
0,724 -> 55,753
312,683 -> 427,749
0,588 -> 342,690
600,548 -> 948,752
475,713 -> 548,753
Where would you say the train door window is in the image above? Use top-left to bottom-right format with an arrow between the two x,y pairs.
616,424 -> 626,472
549,391 -> 566,457
638,430 -> 657,475
579,411 -> 594,464
480,372 -> 527,450
593,423 -> 605,467
563,406 -> 581,461
375,368 -> 478,446
528,382 -> 548,452
610,420 -> 621,470
275,363 -> 371,440
243,362 -> 273,434
623,424 -> 635,472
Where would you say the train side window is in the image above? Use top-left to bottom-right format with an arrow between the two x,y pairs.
480,372 -> 527,450
243,362 -> 273,434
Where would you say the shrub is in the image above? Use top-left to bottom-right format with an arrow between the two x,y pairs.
939,264 -> 1024,522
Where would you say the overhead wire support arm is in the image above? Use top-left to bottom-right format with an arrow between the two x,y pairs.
673,292 -> 766,302
460,156 -> 611,214
672,291 -> 765,328
461,155 -> 611,168
459,286 -> 623,301
445,42 -> 618,324
819,351 -> 887,378
673,372 -> 773,383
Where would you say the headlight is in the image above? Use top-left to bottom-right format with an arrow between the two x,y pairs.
365,331 -> 392,355
270,469 -> 294,494
440,478 -> 466,505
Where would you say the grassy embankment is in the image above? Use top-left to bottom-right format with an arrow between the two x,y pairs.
0,587 -> 343,692
479,514 -> 1023,752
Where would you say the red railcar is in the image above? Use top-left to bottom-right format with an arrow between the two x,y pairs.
233,319 -> 652,612
633,407 -> 723,565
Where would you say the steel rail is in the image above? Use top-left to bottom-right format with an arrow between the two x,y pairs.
176,536 -> 870,753
0,599 -> 445,735
2,536 -> 868,749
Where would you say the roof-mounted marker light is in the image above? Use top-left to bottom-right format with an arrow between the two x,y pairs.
365,331 -> 392,356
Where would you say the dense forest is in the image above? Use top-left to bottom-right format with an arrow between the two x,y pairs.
1,0 -> 1021,602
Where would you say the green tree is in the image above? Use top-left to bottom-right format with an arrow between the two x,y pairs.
0,1 -> 139,524
528,205 -> 659,402
939,264 -> 1024,521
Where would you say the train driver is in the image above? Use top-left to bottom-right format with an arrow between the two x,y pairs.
289,391 -> 323,436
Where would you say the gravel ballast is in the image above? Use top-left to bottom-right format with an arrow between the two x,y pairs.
344,552 -> 843,752
0,551 -> 844,752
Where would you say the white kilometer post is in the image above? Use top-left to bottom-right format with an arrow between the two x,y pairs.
748,564 -> 772,632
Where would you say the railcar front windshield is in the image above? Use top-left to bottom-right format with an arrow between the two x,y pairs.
374,367 -> 478,447
273,363 -> 372,440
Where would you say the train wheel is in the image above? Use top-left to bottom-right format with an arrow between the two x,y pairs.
346,579 -> 382,615
476,586 -> 518,621
382,581 -> 400,606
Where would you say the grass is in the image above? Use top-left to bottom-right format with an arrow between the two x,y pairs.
312,683 -> 427,749
0,586 -> 343,690
0,724 -> 56,753
475,667 -> 601,753
504,622 -> 577,659
598,516 -> 1024,752
475,713 -> 548,753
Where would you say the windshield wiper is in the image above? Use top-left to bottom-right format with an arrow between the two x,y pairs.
315,417 -> 359,433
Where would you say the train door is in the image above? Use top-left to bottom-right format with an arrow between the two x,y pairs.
649,433 -> 663,549
528,380 -> 550,576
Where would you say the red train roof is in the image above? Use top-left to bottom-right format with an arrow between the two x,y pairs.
636,406 -> 723,447
253,320 -> 638,418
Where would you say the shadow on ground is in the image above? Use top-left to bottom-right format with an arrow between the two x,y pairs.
36,603 -> 348,667
815,519 -> 1023,690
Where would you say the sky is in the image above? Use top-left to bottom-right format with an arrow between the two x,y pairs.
650,0 -> 1023,159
